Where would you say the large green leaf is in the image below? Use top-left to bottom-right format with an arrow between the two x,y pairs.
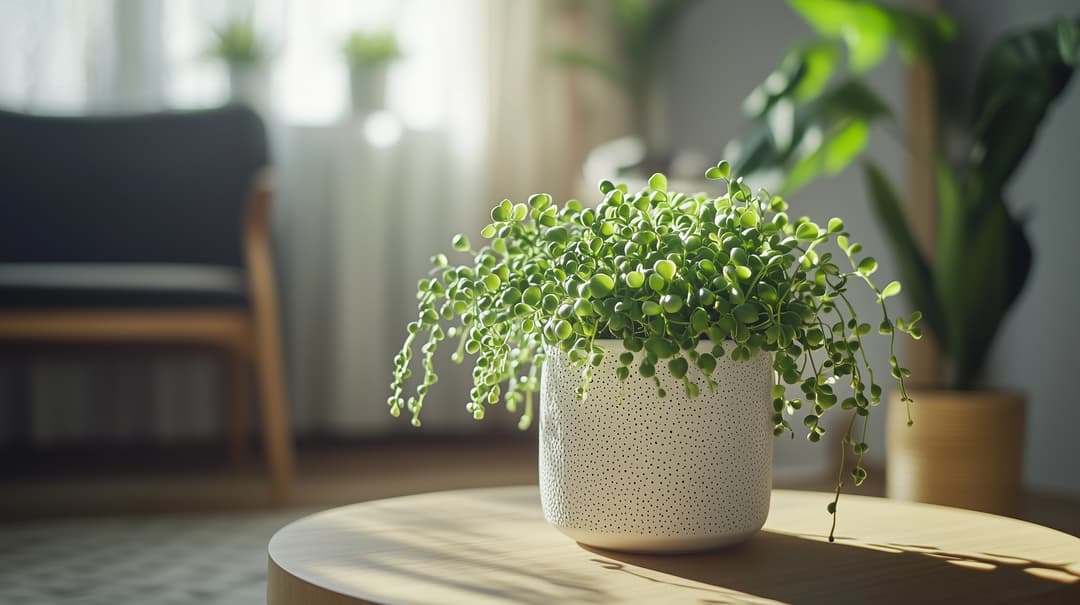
942,198 -> 1032,389
931,159 -> 969,382
743,41 -> 842,119
732,79 -> 892,193
965,17 -> 1080,211
933,158 -> 1034,388
787,0 -> 955,71
862,161 -> 943,344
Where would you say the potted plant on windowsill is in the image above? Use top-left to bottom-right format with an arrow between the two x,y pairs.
726,0 -> 1078,515
342,30 -> 401,114
388,162 -> 918,552
208,17 -> 267,107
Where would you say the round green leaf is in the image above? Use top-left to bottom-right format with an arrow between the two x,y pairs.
654,259 -> 677,280
857,257 -> 878,275
588,274 -> 616,297
795,222 -> 820,241
881,280 -> 902,298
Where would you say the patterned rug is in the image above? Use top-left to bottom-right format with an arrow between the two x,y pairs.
0,509 -> 311,605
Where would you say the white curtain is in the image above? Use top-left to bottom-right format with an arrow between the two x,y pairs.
0,0 -> 617,443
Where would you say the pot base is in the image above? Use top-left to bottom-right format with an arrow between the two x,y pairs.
558,524 -> 763,554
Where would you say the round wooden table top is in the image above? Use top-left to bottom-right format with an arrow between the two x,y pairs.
267,486 -> 1080,605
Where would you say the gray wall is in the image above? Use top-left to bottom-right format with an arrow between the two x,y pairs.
664,0 -> 1080,495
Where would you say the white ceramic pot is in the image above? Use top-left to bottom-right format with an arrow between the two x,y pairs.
348,64 -> 388,114
539,339 -> 773,553
227,64 -> 268,110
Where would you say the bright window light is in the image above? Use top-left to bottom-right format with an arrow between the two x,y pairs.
362,110 -> 402,148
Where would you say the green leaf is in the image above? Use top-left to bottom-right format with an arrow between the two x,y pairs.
588,274 -> 616,297
688,308 -> 708,333
881,280 -> 901,299
644,336 -> 679,359
654,259 -> 677,280
511,203 -> 528,221
1059,20 -> 1079,67
648,172 -> 668,192
522,286 -> 542,306
668,357 -> 689,379
795,222 -> 820,241
743,42 -> 840,120
787,0 -> 954,71
733,303 -> 759,324
660,294 -> 684,314
967,16 -> 1080,213
857,257 -> 877,275
742,79 -> 892,194
740,209 -> 759,227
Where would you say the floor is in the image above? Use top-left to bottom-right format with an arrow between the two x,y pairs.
2,439 -> 1078,605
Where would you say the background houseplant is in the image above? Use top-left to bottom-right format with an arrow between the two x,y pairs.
389,164 -> 919,546
727,0 -> 1080,512
207,17 -> 267,106
342,30 -> 401,114
550,0 -> 699,175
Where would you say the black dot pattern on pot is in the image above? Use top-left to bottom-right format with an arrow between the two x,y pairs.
539,339 -> 773,538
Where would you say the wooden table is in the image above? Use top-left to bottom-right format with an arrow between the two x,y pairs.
267,486 -> 1080,604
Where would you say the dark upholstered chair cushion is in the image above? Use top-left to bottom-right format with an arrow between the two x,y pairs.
0,105 -> 269,308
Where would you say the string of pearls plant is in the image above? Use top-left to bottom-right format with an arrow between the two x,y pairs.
389,161 -> 921,540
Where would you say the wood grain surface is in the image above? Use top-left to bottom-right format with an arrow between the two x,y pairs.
267,486 -> 1080,604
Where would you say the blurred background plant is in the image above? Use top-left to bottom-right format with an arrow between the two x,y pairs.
206,15 -> 269,106
342,30 -> 401,113
728,0 -> 1079,390
342,31 -> 401,68
207,16 -> 264,68
549,0 -> 699,172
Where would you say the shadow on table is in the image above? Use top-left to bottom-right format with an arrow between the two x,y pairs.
306,505 -> 612,604
582,529 -> 1080,604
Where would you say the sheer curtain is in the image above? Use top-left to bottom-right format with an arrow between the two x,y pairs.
0,0 -> 607,443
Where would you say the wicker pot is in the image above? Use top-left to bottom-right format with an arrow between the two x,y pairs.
539,339 -> 773,553
886,389 -> 1025,515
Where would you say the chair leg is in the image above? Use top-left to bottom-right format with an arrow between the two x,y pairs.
225,348 -> 251,466
245,173 -> 296,505
252,317 -> 295,505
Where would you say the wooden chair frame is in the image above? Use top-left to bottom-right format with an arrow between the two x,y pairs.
0,170 -> 295,503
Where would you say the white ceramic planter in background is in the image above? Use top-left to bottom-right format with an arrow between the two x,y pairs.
227,65 -> 269,112
539,339 -> 773,554
348,64 -> 388,115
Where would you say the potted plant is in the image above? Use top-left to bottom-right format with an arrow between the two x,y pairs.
207,17 -> 267,106
728,1 -> 1079,514
388,163 -> 918,552
342,30 -> 401,114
